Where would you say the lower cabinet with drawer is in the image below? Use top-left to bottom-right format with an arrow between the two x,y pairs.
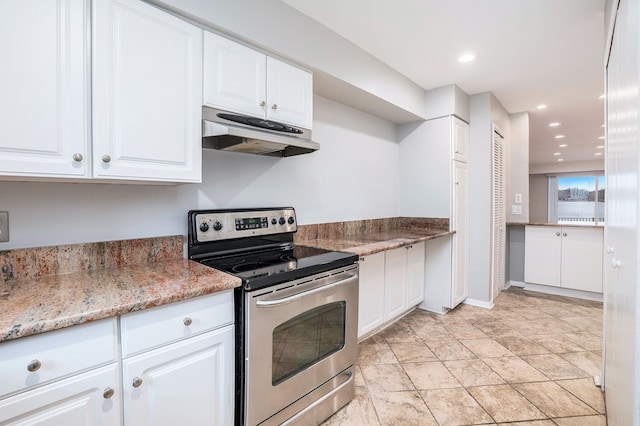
0,318 -> 121,425
0,290 -> 234,426
120,291 -> 234,426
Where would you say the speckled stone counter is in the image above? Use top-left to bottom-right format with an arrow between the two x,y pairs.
0,236 -> 241,343
295,217 -> 453,256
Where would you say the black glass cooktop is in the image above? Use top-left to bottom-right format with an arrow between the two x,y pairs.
200,245 -> 358,291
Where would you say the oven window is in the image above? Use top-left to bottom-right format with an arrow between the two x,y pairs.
272,302 -> 346,386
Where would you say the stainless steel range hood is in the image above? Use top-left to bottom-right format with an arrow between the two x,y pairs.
202,106 -> 319,157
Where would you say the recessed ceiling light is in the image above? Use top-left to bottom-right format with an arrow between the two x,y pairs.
549,122 -> 561,127
559,144 -> 568,148
597,145 -> 604,149
595,152 -> 603,156
553,152 -> 561,156
557,158 -> 564,162
598,136 -> 605,140
458,53 -> 476,63
537,104 -> 547,110
555,135 -> 565,139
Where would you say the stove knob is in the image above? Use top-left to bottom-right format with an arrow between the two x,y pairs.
278,217 -> 286,225
287,217 -> 295,225
213,221 -> 223,231
271,218 -> 277,225
199,222 -> 209,232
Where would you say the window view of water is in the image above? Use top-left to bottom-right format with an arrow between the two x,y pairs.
557,176 -> 605,225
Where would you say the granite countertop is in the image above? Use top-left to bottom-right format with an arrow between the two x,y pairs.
0,236 -> 241,343
1,222 -> 451,343
508,222 -> 604,228
297,218 -> 454,256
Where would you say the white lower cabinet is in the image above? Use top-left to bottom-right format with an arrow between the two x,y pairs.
357,251 -> 386,338
0,318 -> 120,425
384,247 -> 408,321
120,291 -> 235,426
0,364 -> 121,425
420,235 -> 466,314
358,242 -> 426,340
524,225 -> 603,293
0,292 -> 235,426
122,326 -> 234,426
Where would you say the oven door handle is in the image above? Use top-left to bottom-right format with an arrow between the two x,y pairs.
255,273 -> 357,307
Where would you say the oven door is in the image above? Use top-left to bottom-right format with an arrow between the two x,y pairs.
245,266 -> 358,426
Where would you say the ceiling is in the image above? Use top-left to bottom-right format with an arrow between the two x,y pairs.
281,0 -> 606,168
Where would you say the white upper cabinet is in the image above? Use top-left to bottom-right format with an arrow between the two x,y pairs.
203,32 -> 266,118
266,56 -> 313,128
93,0 -> 203,182
452,116 -> 468,162
204,31 -> 313,129
0,0 -> 90,178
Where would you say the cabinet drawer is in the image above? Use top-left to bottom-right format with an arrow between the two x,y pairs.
120,290 -> 233,357
0,317 -> 117,399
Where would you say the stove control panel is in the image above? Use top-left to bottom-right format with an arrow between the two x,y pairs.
192,208 -> 297,242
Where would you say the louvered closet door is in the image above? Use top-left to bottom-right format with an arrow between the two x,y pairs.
491,129 -> 506,301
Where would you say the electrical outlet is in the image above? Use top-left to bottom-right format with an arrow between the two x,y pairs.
511,205 -> 522,215
515,193 -> 523,203
0,211 -> 9,242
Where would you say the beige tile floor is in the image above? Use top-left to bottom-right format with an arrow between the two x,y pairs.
322,287 -> 606,426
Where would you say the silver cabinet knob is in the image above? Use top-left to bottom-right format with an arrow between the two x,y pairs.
271,104 -> 278,110
612,258 -> 621,269
102,155 -> 112,163
556,232 -> 561,236
259,101 -> 266,107
183,317 -> 193,326
72,153 -> 83,162
132,377 -> 143,388
103,387 -> 115,399
359,257 -> 365,262
27,359 -> 41,372
607,246 -> 615,254
563,232 -> 568,237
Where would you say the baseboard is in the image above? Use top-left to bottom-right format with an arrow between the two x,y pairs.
462,298 -> 495,310
507,280 -> 525,288
521,282 -> 604,302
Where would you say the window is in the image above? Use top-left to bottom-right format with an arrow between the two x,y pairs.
548,174 -> 605,225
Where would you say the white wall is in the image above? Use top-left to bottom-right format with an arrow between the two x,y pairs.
508,112 -> 530,223
529,174 -> 549,223
467,92 -> 511,304
0,96 -> 399,250
151,0 -> 426,123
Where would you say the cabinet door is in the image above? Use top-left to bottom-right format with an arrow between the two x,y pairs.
266,57 -> 313,128
451,161 -> 468,307
452,116 -> 468,163
406,242 -> 426,307
524,226 -> 562,286
93,0 -> 202,182
384,247 -> 407,321
122,326 -> 234,426
357,252 -> 386,339
561,227 -> 604,293
0,364 -> 121,426
203,31 -> 266,118
0,0 -> 89,178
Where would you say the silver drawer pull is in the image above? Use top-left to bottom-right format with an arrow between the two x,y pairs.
102,154 -> 112,163
27,359 -> 41,372
259,101 -> 266,107
132,377 -> 143,388
556,232 -> 561,236
103,387 -> 115,399
72,153 -> 83,162
183,317 -> 193,326
271,104 -> 278,110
